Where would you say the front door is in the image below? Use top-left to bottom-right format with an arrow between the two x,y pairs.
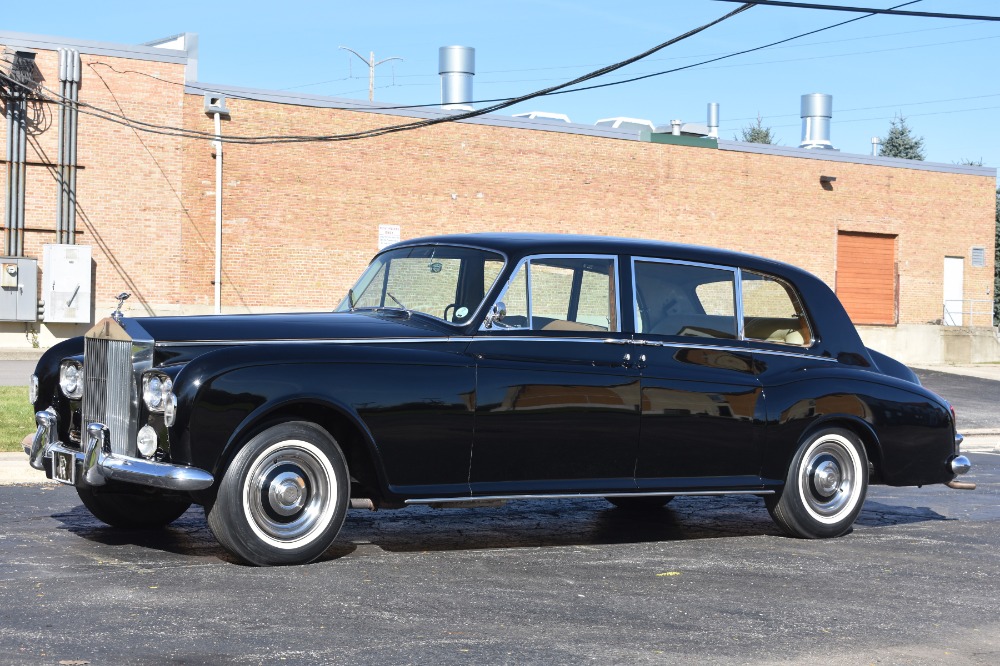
469,255 -> 641,495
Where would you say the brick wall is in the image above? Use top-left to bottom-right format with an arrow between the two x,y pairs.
2,39 -> 996,339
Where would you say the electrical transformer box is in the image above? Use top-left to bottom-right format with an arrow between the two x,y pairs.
0,256 -> 39,322
43,244 -> 92,324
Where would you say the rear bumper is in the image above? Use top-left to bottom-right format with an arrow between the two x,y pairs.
26,408 -> 214,492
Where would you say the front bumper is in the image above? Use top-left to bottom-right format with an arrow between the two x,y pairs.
26,408 -> 214,492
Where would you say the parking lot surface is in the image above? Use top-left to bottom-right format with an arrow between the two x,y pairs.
1,451 -> 998,665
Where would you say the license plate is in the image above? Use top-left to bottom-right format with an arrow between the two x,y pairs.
52,450 -> 76,485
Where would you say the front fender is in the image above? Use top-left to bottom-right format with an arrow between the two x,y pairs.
167,342 -> 476,499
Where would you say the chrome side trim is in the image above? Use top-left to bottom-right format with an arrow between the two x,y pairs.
405,489 -> 774,505
156,337 -> 478,347
152,335 -> 839,363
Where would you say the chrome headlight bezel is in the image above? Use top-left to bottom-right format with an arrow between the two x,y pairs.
142,372 -> 175,414
59,361 -> 84,400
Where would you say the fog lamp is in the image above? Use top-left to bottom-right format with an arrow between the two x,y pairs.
137,425 -> 158,458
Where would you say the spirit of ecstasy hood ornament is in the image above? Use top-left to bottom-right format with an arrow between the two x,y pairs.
111,292 -> 131,323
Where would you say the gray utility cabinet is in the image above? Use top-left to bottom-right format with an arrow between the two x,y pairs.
0,256 -> 38,322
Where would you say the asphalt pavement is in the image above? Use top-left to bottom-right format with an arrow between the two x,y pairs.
1,452 -> 998,664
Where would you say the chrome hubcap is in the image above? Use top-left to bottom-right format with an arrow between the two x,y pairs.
268,471 -> 307,516
799,436 -> 860,520
812,460 -> 841,497
244,440 -> 336,546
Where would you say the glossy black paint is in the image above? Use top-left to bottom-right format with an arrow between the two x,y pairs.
31,233 -> 961,506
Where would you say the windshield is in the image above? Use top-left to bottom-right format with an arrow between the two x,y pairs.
337,245 -> 505,325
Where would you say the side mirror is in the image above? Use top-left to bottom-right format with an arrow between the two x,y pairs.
484,301 -> 507,329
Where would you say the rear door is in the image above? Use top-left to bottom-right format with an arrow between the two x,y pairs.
631,258 -> 765,491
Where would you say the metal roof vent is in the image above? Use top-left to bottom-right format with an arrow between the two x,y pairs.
800,93 -> 834,150
707,102 -> 720,139
439,46 -> 475,111
512,111 -> 571,123
595,117 -> 656,132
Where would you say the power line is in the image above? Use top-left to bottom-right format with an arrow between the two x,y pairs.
0,2 -> 757,144
81,1 -> 929,116
714,0 -> 1000,21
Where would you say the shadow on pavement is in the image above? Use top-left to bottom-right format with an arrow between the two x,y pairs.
47,492 -> 954,564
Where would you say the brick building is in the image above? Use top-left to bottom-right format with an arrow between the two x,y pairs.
1,30 -> 997,363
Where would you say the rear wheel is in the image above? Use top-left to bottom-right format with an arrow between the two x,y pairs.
606,496 -> 673,511
207,421 -> 350,566
77,485 -> 191,529
766,427 -> 868,539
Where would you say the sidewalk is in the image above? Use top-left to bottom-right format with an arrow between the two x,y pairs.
911,363 -> 1000,383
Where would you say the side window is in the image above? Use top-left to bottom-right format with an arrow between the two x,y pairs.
634,261 -> 737,339
486,256 -> 617,332
742,272 -> 813,346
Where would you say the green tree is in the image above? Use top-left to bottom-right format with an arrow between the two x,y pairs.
737,115 -> 776,144
879,115 -> 925,160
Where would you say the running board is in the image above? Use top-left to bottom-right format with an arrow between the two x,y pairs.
405,489 -> 774,506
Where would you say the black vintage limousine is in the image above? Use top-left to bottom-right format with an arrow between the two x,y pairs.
27,233 -> 972,565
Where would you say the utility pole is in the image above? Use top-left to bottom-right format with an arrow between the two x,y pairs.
338,46 -> 402,102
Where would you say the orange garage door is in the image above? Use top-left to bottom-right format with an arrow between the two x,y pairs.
836,232 -> 897,325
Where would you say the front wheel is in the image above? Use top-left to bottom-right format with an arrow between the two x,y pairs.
77,485 -> 191,529
766,427 -> 868,539
207,421 -> 350,566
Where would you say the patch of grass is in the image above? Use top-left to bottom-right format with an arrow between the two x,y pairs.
0,386 -> 34,453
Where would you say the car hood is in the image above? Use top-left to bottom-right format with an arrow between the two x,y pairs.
121,310 -> 452,345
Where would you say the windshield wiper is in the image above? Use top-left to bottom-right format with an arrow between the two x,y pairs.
385,290 -> 408,310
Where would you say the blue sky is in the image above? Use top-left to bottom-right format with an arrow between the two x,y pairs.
5,1 -> 999,172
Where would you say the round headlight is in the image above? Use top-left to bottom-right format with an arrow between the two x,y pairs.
145,376 -> 163,409
59,361 -> 83,399
143,372 -> 176,414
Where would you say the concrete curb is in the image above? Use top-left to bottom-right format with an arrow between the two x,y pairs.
0,348 -> 45,361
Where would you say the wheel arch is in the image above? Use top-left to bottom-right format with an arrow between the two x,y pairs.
208,395 -> 391,506
799,415 -> 883,484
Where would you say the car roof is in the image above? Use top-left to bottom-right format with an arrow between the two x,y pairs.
390,232 -> 814,283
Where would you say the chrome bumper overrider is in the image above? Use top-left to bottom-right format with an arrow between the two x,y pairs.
26,409 -> 214,491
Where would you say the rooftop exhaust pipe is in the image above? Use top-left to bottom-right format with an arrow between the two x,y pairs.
799,93 -> 833,150
439,46 -> 475,111
707,102 -> 719,139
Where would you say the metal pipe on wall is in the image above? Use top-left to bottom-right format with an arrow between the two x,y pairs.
3,96 -> 13,255
16,95 -> 26,256
56,49 -> 67,244
213,111 -> 222,314
67,50 -> 79,244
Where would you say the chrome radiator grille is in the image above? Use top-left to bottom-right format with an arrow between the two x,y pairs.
82,337 -> 135,456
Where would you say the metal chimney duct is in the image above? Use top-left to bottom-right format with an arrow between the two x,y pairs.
707,102 -> 719,139
799,93 -> 833,150
439,46 -> 475,111
871,136 -> 881,156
